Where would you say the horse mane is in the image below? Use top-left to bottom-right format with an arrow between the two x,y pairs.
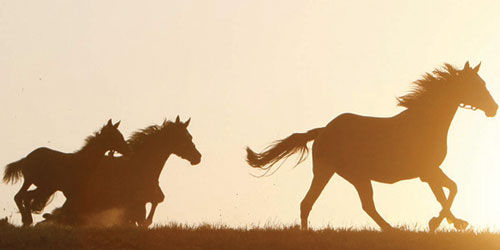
75,127 -> 104,153
397,64 -> 460,108
127,120 -> 174,151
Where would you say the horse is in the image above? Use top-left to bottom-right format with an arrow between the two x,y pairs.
43,116 -> 201,227
246,62 -> 498,232
3,119 -> 130,226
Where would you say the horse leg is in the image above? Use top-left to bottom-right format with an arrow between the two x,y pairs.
60,197 -> 79,225
135,204 -> 148,227
144,202 -> 159,227
426,170 -> 467,231
25,187 -> 53,213
352,180 -> 392,231
300,170 -> 334,230
124,202 -> 145,226
14,180 -> 33,226
144,187 -> 165,227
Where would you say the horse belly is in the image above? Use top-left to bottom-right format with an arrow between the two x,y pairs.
332,155 -> 421,184
329,139 -> 446,184
315,131 -> 425,184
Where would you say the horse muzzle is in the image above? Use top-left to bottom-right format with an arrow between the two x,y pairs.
190,155 -> 201,165
485,103 -> 498,117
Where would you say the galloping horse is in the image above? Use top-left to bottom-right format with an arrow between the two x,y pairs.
246,62 -> 498,231
44,116 -> 201,226
3,119 -> 130,226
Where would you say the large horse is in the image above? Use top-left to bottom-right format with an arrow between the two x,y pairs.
246,62 -> 498,231
44,116 -> 201,227
3,119 -> 130,226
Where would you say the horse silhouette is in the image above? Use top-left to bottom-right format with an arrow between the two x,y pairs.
43,116 -> 201,226
3,119 -> 130,226
246,62 -> 498,231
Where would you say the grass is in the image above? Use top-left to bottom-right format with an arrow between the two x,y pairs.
1,218 -> 500,250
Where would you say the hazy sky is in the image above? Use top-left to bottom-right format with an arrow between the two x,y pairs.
2,0 -> 500,230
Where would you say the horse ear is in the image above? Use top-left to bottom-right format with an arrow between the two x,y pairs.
464,61 -> 470,70
184,118 -> 191,127
113,120 -> 121,128
106,119 -> 113,127
175,115 -> 181,123
473,62 -> 481,73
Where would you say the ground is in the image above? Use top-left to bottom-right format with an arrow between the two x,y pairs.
0,219 -> 499,250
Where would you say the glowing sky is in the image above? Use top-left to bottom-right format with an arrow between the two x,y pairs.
1,0 -> 500,230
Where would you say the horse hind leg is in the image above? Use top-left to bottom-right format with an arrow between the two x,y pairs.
300,166 -> 334,230
352,180 -> 392,231
14,180 -> 33,226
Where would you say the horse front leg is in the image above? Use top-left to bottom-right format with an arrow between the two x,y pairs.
135,204 -> 148,227
143,185 -> 165,227
352,179 -> 392,231
14,181 -> 33,226
123,202 -> 146,227
144,202 -> 159,227
426,170 -> 468,232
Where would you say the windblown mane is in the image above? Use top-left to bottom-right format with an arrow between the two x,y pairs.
127,121 -> 174,151
75,127 -> 104,153
397,64 -> 459,108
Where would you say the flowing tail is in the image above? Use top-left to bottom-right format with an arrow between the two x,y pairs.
3,159 -> 25,184
246,127 -> 323,175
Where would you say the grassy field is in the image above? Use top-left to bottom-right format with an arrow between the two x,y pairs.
1,219 -> 500,250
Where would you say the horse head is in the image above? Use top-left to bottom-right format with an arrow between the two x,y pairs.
100,119 -> 131,156
457,61 -> 498,117
167,116 -> 202,165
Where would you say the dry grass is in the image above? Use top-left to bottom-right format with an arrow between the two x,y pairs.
1,218 -> 500,250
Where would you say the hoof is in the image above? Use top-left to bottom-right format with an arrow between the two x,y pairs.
428,216 -> 442,232
381,225 -> 396,232
453,218 -> 469,230
139,220 -> 152,228
300,219 -> 308,230
21,218 -> 33,227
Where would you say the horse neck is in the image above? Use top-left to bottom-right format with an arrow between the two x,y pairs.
76,136 -> 108,163
404,99 -> 459,135
131,144 -> 173,180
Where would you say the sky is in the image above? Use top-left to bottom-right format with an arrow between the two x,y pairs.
1,0 -> 500,230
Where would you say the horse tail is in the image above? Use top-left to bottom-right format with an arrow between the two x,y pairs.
3,159 -> 25,184
246,127 -> 323,175
30,191 -> 56,214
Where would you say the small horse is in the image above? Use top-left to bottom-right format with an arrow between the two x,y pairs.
3,119 -> 130,226
45,116 -> 201,227
246,62 -> 498,231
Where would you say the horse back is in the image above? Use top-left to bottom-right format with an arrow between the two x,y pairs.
22,147 -> 75,185
313,112 -> 448,183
